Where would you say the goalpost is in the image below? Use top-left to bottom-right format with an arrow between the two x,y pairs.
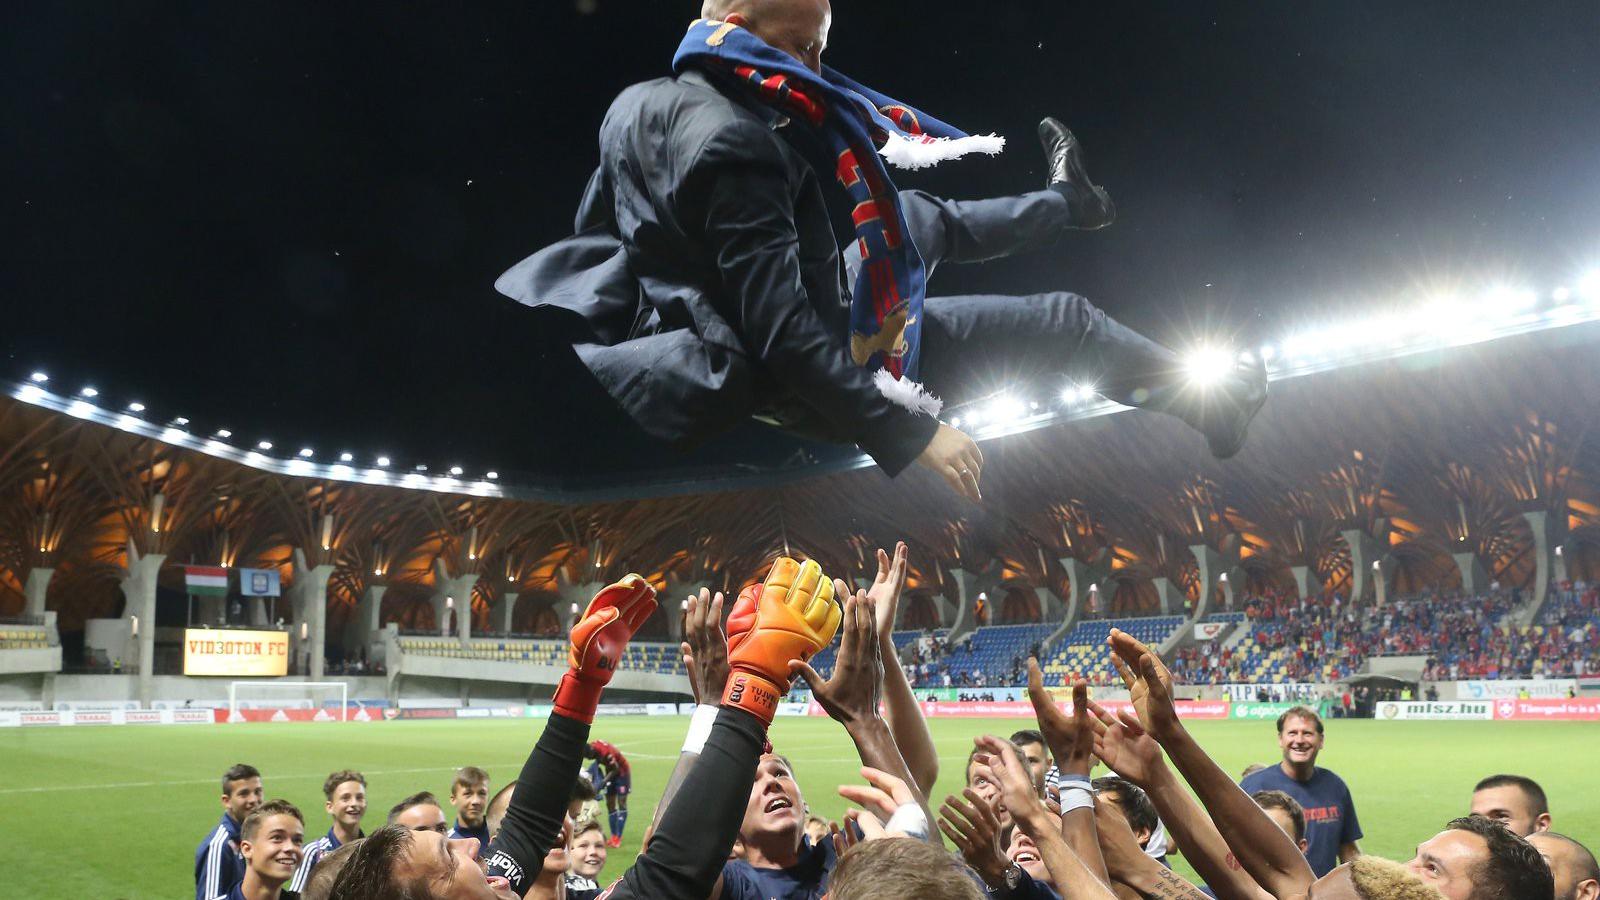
228,681 -> 349,722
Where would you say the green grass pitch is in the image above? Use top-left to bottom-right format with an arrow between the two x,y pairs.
4,717 -> 1595,899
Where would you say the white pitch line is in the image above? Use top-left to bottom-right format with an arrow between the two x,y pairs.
0,763 -> 525,796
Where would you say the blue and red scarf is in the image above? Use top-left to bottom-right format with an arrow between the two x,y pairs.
673,18 -> 1001,389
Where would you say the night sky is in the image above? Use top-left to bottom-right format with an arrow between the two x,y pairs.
5,1 -> 1599,484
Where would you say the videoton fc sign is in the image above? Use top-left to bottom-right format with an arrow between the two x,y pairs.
183,628 -> 289,676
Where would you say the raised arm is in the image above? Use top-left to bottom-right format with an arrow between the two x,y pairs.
867,542 -> 940,797
1025,663 -> 1109,886
1088,701 -> 1272,900
485,576 -> 658,896
792,585 -> 935,833
973,733 -> 1117,900
648,588 -> 732,842
1108,630 -> 1315,899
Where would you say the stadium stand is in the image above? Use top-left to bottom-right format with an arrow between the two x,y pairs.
1042,616 -> 1187,686
0,623 -> 52,650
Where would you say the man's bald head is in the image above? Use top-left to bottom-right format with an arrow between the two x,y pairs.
1527,833 -> 1600,900
698,0 -> 831,74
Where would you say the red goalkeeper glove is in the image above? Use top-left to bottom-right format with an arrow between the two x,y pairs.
722,557 -> 842,725
552,574 -> 658,724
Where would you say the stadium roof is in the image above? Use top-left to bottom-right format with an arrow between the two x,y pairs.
4,320 -> 1599,631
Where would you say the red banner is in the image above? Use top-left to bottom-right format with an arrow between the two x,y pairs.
893,700 -> 1233,719
1492,698 -> 1600,720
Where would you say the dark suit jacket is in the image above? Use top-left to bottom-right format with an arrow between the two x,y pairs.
496,69 -> 938,476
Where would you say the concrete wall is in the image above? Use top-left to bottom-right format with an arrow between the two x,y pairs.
0,647 -> 61,675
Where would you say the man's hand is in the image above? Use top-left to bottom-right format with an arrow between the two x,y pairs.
1087,700 -> 1167,789
552,574 -> 658,724
866,542 -> 910,641
837,766 -> 927,841
723,557 -> 842,724
681,588 -> 729,705
1027,660 -> 1095,774
972,735 -> 1052,832
938,788 -> 1010,888
1108,629 -> 1181,742
792,587 -> 881,729
916,423 -> 983,502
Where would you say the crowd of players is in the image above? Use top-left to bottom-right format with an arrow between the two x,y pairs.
192,545 -> 1595,900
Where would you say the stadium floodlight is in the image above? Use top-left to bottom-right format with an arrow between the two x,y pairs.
1184,346 -> 1234,386
1552,287 -> 1571,302
257,440 -> 273,451
339,452 -> 354,462
1258,344 -> 1277,362
68,400 -> 96,419
162,426 -> 188,443
449,465 -> 464,476
29,372 -> 48,383
79,386 -> 99,398
987,395 -> 1026,423
118,413 -> 142,430
485,471 -> 499,480
376,455 -> 391,467
414,463 -> 428,472
570,602 -> 580,614
127,401 -> 145,413
298,447 -> 314,458
172,416 -> 190,426
215,429 -> 232,439
1580,270 -> 1600,301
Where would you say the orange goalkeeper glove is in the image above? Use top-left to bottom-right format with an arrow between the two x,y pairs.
552,574 -> 658,724
722,557 -> 842,724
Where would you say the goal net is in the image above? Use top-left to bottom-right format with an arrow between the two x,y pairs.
228,681 -> 348,722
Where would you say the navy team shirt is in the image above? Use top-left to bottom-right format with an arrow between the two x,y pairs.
450,819 -> 491,846
1239,764 -> 1362,876
720,834 -> 837,900
195,813 -> 246,900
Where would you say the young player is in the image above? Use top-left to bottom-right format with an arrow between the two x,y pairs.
583,739 -> 632,848
386,791 -> 450,834
288,770 -> 366,894
448,766 -> 492,846
215,799 -> 304,900
195,763 -> 263,900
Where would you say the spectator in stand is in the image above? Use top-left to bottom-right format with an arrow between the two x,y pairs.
196,763 -> 264,900
1526,833 -> 1600,900
1239,706 -> 1362,876
1469,774 -> 1551,837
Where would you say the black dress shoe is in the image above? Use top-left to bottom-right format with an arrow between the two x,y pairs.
1038,117 -> 1116,229
1198,355 -> 1269,459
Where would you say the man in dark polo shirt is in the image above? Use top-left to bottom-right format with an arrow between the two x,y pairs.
1239,706 -> 1362,877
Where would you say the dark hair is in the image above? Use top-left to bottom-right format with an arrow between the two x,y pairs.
1008,729 -> 1047,751
1093,776 -> 1159,838
1444,815 -> 1554,900
242,799 -> 304,842
301,840 -> 359,900
326,825 -> 429,900
571,776 -> 597,803
222,763 -> 261,793
323,769 -> 367,799
1473,774 -> 1550,817
1252,789 -> 1307,843
830,836 -> 985,900
451,766 -> 489,793
386,791 -> 440,824
1275,706 -> 1324,735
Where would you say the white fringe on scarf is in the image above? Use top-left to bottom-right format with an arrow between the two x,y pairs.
874,368 -> 944,417
879,131 -> 1006,171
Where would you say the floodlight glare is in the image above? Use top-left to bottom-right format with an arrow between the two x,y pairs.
1580,270 -> 1600,300
339,452 -> 354,462
215,429 -> 232,439
1184,346 -> 1233,386
79,386 -> 99,398
449,465 -> 464,476
127,402 -> 145,413
950,417 -> 962,428
29,372 -> 48,383
485,471 -> 499,480
298,448 -> 314,458
257,440 -> 273,451
376,456 -> 391,467
987,395 -> 1026,423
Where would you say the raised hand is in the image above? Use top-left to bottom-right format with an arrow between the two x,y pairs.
723,557 -> 842,724
1108,628 -> 1180,742
837,766 -> 918,824
553,574 -> 658,723
938,787 -> 1009,888
680,588 -> 729,705
866,542 -> 909,639
1027,659 -> 1094,774
1087,701 -> 1166,789
970,735 -> 1049,832
791,587 -> 881,729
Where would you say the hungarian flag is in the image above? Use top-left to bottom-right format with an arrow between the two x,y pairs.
184,566 -> 229,596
